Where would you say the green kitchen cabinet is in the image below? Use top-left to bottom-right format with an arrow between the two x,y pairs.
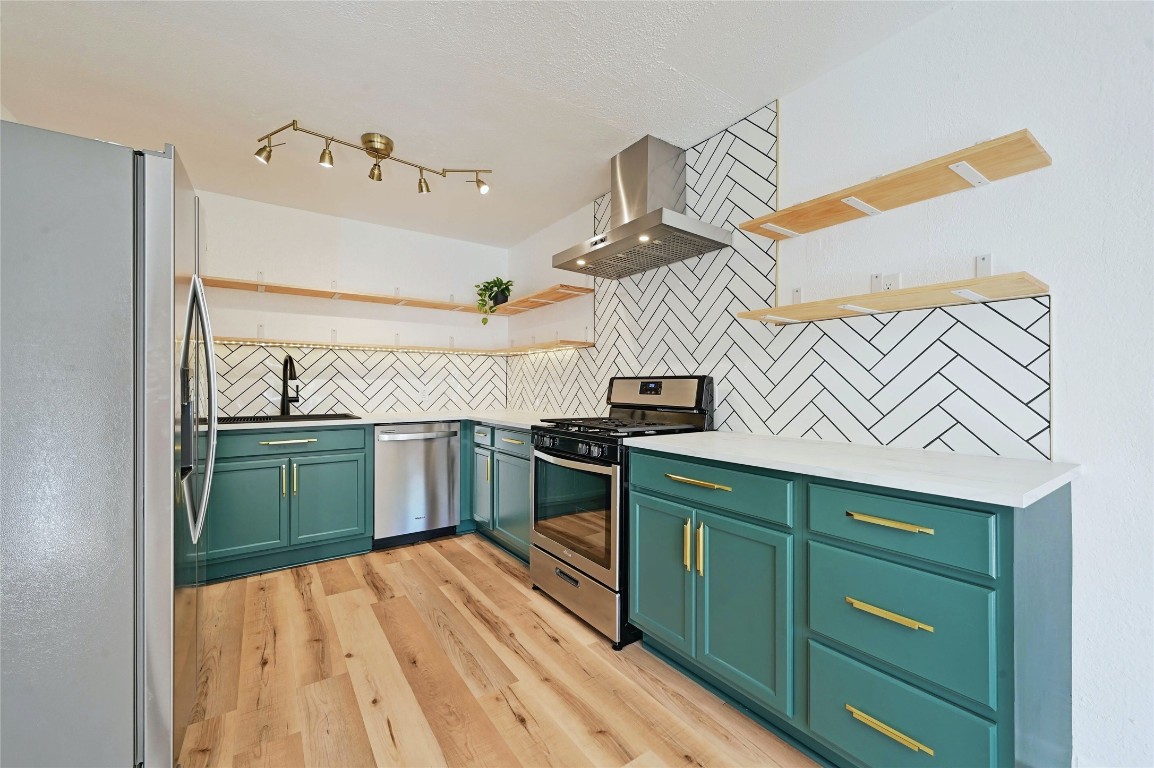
493,450 -> 531,560
629,492 -> 696,655
291,453 -> 366,545
629,492 -> 794,715
696,509 -> 793,715
202,426 -> 371,581
203,457 -> 290,560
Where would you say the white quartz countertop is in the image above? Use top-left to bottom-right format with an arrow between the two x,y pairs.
217,410 -> 571,433
623,432 -> 1079,508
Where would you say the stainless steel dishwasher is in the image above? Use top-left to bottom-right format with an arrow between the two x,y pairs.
373,422 -> 460,547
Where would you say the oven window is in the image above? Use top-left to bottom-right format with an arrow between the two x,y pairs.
534,457 -> 613,569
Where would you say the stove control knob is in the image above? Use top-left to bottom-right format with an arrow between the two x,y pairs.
589,444 -> 603,458
577,443 -> 589,456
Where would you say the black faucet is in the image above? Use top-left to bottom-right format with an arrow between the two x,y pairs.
280,354 -> 300,415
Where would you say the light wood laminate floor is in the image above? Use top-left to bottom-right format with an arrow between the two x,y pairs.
178,534 -> 815,768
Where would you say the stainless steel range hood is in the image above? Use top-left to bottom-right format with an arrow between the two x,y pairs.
552,135 -> 732,280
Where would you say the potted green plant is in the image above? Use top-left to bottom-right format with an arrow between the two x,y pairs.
475,277 -> 514,325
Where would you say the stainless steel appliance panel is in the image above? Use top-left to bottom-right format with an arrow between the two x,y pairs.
531,547 -> 623,642
530,450 -> 619,589
374,423 -> 460,539
1,121 -> 138,767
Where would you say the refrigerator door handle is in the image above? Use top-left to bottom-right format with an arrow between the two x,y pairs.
177,274 -> 218,544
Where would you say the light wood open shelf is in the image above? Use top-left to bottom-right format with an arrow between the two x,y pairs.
202,276 -> 593,316
740,130 -> 1052,240
213,337 -> 595,357
738,273 -> 1048,325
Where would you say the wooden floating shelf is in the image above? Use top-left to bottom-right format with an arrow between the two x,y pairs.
201,276 -> 593,316
738,273 -> 1048,325
740,130 -> 1052,240
214,337 -> 595,357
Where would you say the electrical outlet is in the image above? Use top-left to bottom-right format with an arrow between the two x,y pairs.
871,273 -> 902,292
792,288 -> 803,304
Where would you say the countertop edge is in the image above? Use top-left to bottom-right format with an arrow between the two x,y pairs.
623,435 -> 1081,508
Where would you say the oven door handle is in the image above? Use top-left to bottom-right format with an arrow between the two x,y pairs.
533,449 -> 618,477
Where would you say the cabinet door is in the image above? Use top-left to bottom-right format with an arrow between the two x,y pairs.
204,458 -> 289,561
696,509 -> 793,715
629,492 -> 695,656
291,453 -> 366,545
493,452 -> 531,559
473,447 -> 493,528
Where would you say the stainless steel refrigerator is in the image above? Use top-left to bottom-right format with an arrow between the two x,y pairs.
0,121 -> 219,766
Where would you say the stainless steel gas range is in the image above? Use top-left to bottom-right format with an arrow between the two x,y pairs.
529,375 -> 714,649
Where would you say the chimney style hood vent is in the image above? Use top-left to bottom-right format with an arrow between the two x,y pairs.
552,136 -> 732,280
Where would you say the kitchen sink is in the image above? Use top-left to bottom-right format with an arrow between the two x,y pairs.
217,413 -> 358,425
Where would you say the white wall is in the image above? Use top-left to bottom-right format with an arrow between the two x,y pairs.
0,103 -> 16,121
776,3 -> 1153,765
507,203 -> 596,347
198,191 -> 511,349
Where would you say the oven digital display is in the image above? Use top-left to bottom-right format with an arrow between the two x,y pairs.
638,381 -> 662,395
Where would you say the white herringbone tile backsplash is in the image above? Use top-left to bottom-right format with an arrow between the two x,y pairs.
214,100 -> 1052,459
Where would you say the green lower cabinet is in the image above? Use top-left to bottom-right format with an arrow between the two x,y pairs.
203,457 -> 290,560
630,492 -> 793,716
493,451 -> 531,559
473,447 -> 493,529
809,641 -> 996,767
629,492 -> 696,655
696,510 -> 793,715
291,453 -> 366,545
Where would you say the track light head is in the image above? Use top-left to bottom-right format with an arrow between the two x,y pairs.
474,172 -> 490,195
368,161 -> 383,182
254,141 -> 273,164
417,172 -> 430,194
318,139 -> 334,168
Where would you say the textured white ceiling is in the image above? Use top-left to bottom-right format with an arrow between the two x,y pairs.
0,1 -> 940,246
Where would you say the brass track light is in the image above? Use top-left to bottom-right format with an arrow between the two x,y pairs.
254,139 -> 273,164
253,119 -> 492,198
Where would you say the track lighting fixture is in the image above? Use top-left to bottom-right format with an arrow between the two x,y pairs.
253,119 -> 492,198
254,139 -> 273,164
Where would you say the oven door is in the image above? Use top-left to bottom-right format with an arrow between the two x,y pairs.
531,448 -> 619,589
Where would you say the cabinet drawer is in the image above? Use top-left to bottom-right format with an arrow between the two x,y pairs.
809,543 -> 996,707
493,428 -> 531,458
631,453 -> 792,528
213,427 -> 366,460
473,424 -> 493,446
809,484 -> 995,576
809,642 -> 996,768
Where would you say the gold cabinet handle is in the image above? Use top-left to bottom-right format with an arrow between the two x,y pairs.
845,704 -> 934,755
696,523 -> 704,576
485,457 -> 490,483
281,464 -> 286,497
501,437 -> 525,445
845,596 -> 934,632
259,438 -> 318,446
683,519 -> 691,571
293,462 -> 298,496
846,510 -> 934,535
665,473 -> 732,492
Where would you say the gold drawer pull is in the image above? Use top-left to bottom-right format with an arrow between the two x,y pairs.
846,510 -> 934,535
845,704 -> 934,755
501,437 -> 525,445
683,519 -> 691,571
259,438 -> 318,446
665,473 -> 732,492
281,465 -> 286,497
845,596 -> 934,632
